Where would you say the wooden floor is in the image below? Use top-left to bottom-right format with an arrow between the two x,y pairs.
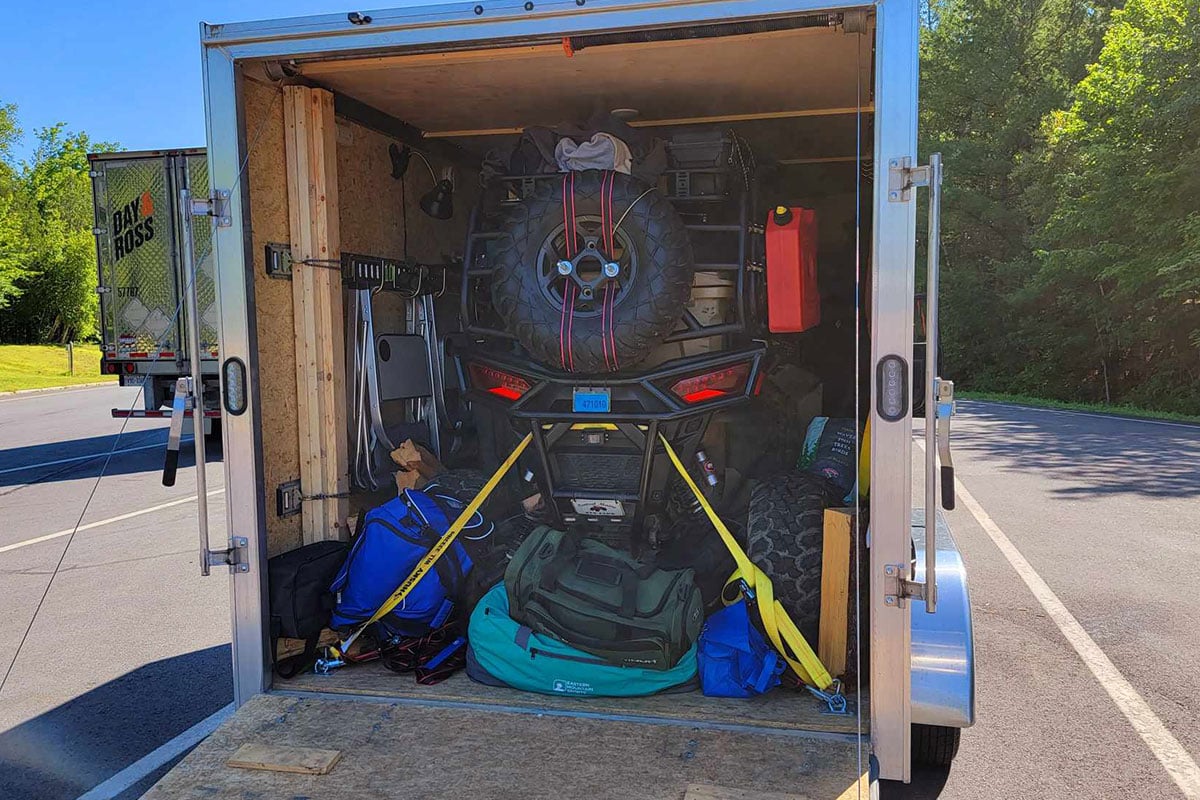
284,662 -> 867,736
145,694 -> 872,800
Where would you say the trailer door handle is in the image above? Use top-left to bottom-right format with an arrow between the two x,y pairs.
162,377 -> 191,487
921,153 -> 944,614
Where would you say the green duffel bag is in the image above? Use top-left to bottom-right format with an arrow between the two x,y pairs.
505,527 -> 704,671
467,583 -> 699,697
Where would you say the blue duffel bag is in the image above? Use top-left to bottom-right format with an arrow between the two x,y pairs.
697,600 -> 784,697
330,488 -> 486,639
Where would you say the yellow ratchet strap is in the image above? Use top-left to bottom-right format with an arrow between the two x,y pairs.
659,434 -> 834,690
335,432 -> 533,655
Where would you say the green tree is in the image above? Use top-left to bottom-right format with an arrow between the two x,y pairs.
3,124 -> 116,342
1033,0 -> 1200,412
0,103 -> 29,308
919,0 -> 1114,395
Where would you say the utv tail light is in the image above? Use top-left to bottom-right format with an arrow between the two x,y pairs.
669,363 -> 752,404
467,363 -> 532,401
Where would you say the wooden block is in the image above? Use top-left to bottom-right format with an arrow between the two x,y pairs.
684,784 -> 807,800
227,743 -> 341,775
389,439 -> 444,479
274,628 -> 340,661
394,467 -> 425,493
819,507 -> 854,678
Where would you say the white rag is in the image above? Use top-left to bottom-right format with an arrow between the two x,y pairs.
555,132 -> 633,174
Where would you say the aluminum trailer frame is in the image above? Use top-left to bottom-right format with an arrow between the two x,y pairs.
196,0 -> 972,783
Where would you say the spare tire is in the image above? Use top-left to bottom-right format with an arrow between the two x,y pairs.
491,170 -> 694,374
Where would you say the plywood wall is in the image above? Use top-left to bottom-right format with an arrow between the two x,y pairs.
243,76 -> 301,557
241,71 -> 475,557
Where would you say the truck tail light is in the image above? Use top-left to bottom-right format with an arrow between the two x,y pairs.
467,363 -> 532,401
105,361 -> 120,375
669,363 -> 752,404
123,363 -> 136,374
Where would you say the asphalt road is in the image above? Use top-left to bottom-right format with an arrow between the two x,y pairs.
0,387 -> 1196,799
0,384 -> 231,800
893,400 -> 1200,800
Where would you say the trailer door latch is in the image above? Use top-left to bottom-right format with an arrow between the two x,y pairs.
189,190 -> 232,227
887,157 -> 933,203
206,536 -> 250,573
883,562 -> 929,607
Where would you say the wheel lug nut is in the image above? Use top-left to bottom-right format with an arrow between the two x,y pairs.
556,260 -> 573,275
603,262 -> 619,278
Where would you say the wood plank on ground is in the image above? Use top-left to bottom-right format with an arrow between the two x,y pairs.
227,743 -> 341,775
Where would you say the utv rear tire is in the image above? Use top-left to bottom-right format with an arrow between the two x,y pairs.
911,723 -> 962,768
746,472 -> 839,643
491,170 -> 694,374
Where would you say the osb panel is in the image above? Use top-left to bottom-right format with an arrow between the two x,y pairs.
335,116 -> 477,521
243,76 -> 303,557
284,664 -> 867,735
144,694 -> 865,800
245,82 -> 481,556
335,117 -> 475,328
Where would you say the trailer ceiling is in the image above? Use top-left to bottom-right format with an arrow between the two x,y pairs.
295,22 -> 873,145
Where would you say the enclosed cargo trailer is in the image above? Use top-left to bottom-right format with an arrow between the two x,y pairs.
147,0 -> 973,795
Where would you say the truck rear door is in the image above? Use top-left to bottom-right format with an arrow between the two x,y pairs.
91,153 -> 183,362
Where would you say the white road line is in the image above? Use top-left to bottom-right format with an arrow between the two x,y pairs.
963,399 -> 1200,430
0,383 -> 116,402
74,702 -> 234,800
955,476 -> 1200,798
0,439 -> 190,477
0,488 -> 225,554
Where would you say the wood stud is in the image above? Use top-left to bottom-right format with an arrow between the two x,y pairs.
284,85 -> 349,543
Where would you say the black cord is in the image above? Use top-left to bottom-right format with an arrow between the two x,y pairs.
401,175 -> 409,260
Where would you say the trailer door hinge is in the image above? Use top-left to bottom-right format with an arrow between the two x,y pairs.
206,536 -> 250,573
190,190 -> 232,227
883,563 -> 928,607
887,157 -> 933,203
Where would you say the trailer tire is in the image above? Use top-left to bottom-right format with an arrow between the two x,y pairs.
746,472 -> 839,644
491,170 -> 694,374
911,724 -> 962,768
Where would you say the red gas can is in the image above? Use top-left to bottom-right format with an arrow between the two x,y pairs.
764,206 -> 820,333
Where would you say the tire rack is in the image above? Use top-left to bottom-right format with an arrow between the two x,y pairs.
459,168 -> 752,348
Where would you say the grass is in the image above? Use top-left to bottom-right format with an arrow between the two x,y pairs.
0,343 -> 117,393
957,390 -> 1200,425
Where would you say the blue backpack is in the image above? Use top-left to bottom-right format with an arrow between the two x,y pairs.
697,601 -> 784,697
329,488 -> 486,639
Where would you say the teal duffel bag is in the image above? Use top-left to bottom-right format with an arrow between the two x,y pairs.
466,583 -> 698,697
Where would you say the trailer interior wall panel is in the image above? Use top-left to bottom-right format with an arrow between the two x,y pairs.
244,70 -> 481,555
243,74 -> 304,557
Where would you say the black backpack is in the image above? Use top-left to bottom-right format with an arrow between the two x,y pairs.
268,540 -> 349,677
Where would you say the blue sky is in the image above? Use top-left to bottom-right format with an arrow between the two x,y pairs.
0,2 -> 428,161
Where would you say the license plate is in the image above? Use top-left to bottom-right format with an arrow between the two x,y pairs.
571,498 -> 625,517
572,387 -> 611,413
